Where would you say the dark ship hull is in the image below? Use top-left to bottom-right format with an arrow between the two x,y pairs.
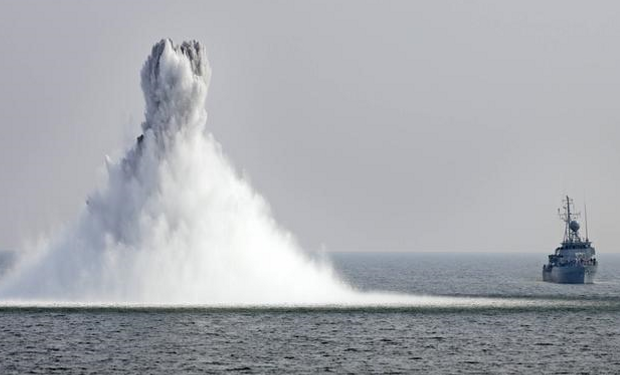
542,264 -> 597,284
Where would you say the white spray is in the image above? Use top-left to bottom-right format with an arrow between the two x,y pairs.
0,39 -> 361,305
0,40 -> 557,309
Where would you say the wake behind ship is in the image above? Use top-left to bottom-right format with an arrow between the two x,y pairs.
542,196 -> 597,284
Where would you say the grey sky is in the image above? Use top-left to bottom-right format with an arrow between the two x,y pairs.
1,1 -> 619,253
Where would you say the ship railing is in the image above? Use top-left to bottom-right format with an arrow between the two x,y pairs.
557,258 -> 597,267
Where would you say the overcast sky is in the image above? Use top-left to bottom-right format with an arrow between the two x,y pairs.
1,1 -> 619,253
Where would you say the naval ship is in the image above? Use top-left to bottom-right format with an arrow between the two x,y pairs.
542,196 -> 597,284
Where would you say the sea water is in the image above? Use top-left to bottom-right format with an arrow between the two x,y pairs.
1,252 -> 619,374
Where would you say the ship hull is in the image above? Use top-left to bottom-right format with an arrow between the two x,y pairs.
542,265 -> 597,284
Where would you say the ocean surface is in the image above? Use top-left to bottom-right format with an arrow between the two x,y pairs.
1,252 -> 619,374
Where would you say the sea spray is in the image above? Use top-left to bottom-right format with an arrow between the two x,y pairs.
0,39 -> 356,305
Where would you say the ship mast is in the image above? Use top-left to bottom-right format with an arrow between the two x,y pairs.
559,195 -> 582,244
584,202 -> 589,242
566,195 -> 571,242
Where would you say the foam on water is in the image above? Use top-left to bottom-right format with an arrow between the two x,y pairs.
0,295 -> 604,310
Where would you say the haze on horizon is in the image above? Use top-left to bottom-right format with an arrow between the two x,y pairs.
1,1 -> 619,254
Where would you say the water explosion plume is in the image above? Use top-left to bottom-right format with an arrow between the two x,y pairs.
0,39 -> 357,305
0,40 -> 567,310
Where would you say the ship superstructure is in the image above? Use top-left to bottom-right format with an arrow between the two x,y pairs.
542,196 -> 597,284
